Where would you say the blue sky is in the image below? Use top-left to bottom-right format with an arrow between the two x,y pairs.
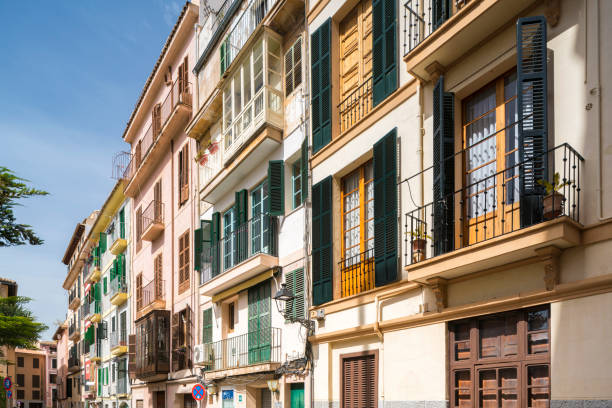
0,1 -> 184,340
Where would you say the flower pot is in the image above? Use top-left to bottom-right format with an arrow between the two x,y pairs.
198,154 -> 208,166
412,238 -> 427,263
208,142 -> 219,154
543,192 -> 565,220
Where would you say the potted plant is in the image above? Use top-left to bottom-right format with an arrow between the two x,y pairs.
409,226 -> 431,263
208,140 -> 219,154
537,172 -> 572,220
195,149 -> 208,166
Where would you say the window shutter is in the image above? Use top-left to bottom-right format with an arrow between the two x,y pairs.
285,45 -> 294,95
202,308 -> 212,344
311,19 -> 332,153
268,161 -> 284,216
432,0 -> 451,30
194,224 -> 203,272
373,129 -> 398,286
372,0 -> 397,106
211,212 -> 221,276
103,277 -> 107,295
312,176 -> 333,305
220,38 -> 228,75
432,76 -> 455,256
517,16 -> 548,228
289,269 -> 305,319
171,312 -> 180,351
119,253 -> 125,283
235,190 -> 248,225
152,103 -> 161,136
99,232 -> 107,254
301,138 -> 308,200
119,209 -> 125,239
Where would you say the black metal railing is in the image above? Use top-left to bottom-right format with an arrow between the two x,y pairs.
81,300 -> 90,318
201,213 -> 278,284
68,285 -> 80,307
110,276 -> 127,298
202,327 -> 281,371
339,248 -> 375,297
141,200 -> 164,235
139,278 -> 164,311
110,329 -> 127,349
404,143 -> 583,265
403,0 -> 473,55
68,321 -> 78,337
339,77 -> 373,133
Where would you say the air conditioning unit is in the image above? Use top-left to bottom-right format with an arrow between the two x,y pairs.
193,344 -> 213,366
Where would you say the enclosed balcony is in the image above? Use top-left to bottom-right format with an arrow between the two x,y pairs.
404,143 -> 583,283
200,30 -> 283,203
109,221 -> 127,255
200,214 -> 278,297
110,276 -> 128,306
140,200 -> 164,241
110,329 -> 128,356
68,285 -> 81,311
136,278 -> 165,320
135,309 -> 170,380
122,77 -> 192,197
195,328 -> 281,379
402,0 -> 538,81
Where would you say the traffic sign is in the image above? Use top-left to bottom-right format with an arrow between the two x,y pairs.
3,377 -> 11,390
192,384 -> 205,401
7,390 -> 11,399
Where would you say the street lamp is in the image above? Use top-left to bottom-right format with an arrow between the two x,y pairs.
273,283 -> 314,331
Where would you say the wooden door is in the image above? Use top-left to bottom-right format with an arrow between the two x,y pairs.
290,384 -> 305,408
341,351 -> 377,408
156,391 -> 165,408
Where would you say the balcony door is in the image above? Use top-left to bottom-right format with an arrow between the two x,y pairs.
251,181 -> 270,256
223,209 -> 236,270
248,280 -> 271,365
462,71 -> 520,245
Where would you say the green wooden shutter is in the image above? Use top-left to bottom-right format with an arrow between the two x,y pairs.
432,0 -> 451,30
235,190 -> 248,262
220,40 -> 226,75
312,177 -> 332,305
99,232 -> 107,254
373,129 -> 398,286
311,19 -> 332,153
301,138 -> 308,200
517,16 -> 548,228
103,277 -> 107,295
372,0 -> 397,106
235,190 -> 248,225
248,281 -> 271,364
211,212 -> 221,277
286,269 -> 305,320
432,76 -> 455,256
194,224 -> 203,272
202,308 -> 212,344
119,253 -> 125,283
97,369 -> 101,394
268,161 -> 284,216
119,209 -> 125,239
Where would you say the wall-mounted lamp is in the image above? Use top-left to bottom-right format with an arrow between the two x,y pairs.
267,379 -> 279,393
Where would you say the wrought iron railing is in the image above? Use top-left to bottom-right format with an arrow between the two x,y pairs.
107,221 -> 126,244
221,0 -> 279,74
89,340 -> 101,360
138,278 -> 165,311
198,0 -> 239,59
201,213 -> 278,284
339,248 -> 375,297
122,78 -> 193,182
110,276 -> 127,298
199,140 -> 223,187
81,301 -> 90,318
201,327 -> 281,371
141,200 -> 164,234
404,143 -> 583,265
110,330 -> 127,349
403,0 -> 473,55
68,285 -> 80,306
338,77 -> 373,133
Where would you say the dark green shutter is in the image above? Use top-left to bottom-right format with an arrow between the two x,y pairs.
202,308 -> 212,344
311,19 -> 331,153
248,281 -> 271,364
235,190 -> 248,225
119,209 -> 125,239
373,129 -> 398,286
119,253 -> 125,283
517,16 -> 548,228
194,223 -> 203,272
301,138 -> 308,200
99,232 -> 107,254
235,190 -> 248,262
372,0 -> 397,106
312,176 -> 332,305
286,269 -> 305,320
432,0 -> 451,30
220,40 -> 226,75
432,76 -> 455,256
211,212 -> 221,277
103,277 -> 107,295
268,161 -> 284,216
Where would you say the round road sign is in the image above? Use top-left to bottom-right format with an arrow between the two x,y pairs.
192,384 -> 205,401
3,377 -> 11,390
7,390 -> 12,399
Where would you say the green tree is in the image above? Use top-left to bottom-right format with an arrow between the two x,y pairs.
0,166 -> 48,247
0,297 -> 47,348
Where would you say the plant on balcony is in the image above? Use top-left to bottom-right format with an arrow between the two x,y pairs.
195,149 -> 208,166
409,226 -> 431,263
207,141 -> 219,154
537,172 -> 572,220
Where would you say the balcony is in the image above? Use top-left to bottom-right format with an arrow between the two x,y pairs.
136,278 -> 165,320
84,258 -> 101,284
122,77 -> 192,197
111,377 -> 128,397
404,143 -> 583,283
68,322 -> 80,342
109,221 -> 127,255
172,347 -> 192,372
196,0 -> 241,71
89,341 -> 101,363
402,0 -> 538,81
68,346 -> 80,372
200,30 -> 283,203
339,248 -> 375,298
135,309 -> 170,380
110,330 -> 128,356
68,286 -> 81,311
197,328 -> 281,379
140,200 -> 164,242
84,300 -> 101,323
339,77 -> 373,134
200,214 -> 278,297
110,276 -> 128,306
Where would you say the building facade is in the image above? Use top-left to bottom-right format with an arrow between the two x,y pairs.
14,348 -> 46,408
39,341 -> 58,408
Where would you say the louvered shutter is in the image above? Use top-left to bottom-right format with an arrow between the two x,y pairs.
135,274 -> 142,311
285,45 -> 294,96
343,354 -> 376,408
372,0 -> 397,106
432,0 -> 451,30
286,269 -> 305,319
373,129 -> 398,286
119,253 -> 125,284
301,138 -> 308,200
311,19 -> 332,153
99,232 -> 107,254
517,16 -> 548,228
171,313 -> 180,371
268,161 -> 284,216
128,334 -> 136,378
194,224 -> 203,272
202,308 -> 212,344
211,212 -> 221,277
186,306 -> 193,368
432,76 -> 455,256
152,103 -> 161,136
312,176 -> 332,305
103,277 -> 108,295
135,140 -> 142,168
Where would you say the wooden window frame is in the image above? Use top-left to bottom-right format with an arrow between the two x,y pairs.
178,230 -> 190,294
340,349 -> 378,408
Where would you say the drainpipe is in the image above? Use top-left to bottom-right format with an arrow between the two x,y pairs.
170,138 -> 175,389
418,80 -> 425,208
593,0 -> 607,221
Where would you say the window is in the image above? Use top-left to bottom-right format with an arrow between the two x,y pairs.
292,160 -> 303,209
178,145 -> 189,206
341,162 -> 374,297
285,269 -> 305,320
136,400 -> 144,408
17,389 -> 25,400
228,302 -> 235,333
52,358 -> 57,369
448,306 -> 550,408
136,206 -> 142,251
184,396 -> 197,408
341,351 -> 377,408
17,356 -> 24,367
33,357 -> 39,368
284,37 -> 302,96
136,272 -> 143,311
202,308 -> 213,344
103,277 -> 107,295
223,208 -> 236,269
50,374 -> 56,384
32,375 -> 40,388
172,307 -> 192,371
178,230 -> 190,293
16,374 -> 24,386
251,181 -> 270,255
32,390 -> 40,400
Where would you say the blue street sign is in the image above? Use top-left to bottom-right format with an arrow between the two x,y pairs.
192,384 -> 205,401
7,390 -> 11,399
3,377 -> 11,390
